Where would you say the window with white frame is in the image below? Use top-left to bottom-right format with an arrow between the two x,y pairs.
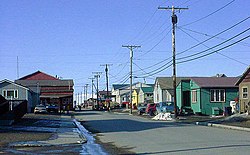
191,90 -> 197,103
242,87 -> 248,99
210,89 -> 225,102
2,89 -> 18,99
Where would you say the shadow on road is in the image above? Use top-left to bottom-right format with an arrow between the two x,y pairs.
82,119 -> 193,133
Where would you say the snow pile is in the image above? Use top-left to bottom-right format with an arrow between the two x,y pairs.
152,112 -> 173,121
73,119 -> 108,155
224,113 -> 250,122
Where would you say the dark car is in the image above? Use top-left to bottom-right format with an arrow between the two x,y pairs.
137,103 -> 147,115
46,104 -> 59,113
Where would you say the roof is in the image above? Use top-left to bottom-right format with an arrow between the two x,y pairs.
112,84 -> 129,90
155,77 -> 190,89
235,66 -> 250,85
15,79 -> 74,87
140,87 -> 153,93
191,77 -> 239,88
18,71 -> 59,80
0,79 -> 29,90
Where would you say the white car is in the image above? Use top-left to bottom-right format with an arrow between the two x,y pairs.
34,105 -> 47,114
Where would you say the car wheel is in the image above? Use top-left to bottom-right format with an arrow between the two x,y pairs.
153,110 -> 158,116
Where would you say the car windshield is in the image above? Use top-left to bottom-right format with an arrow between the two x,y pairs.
166,102 -> 174,106
162,102 -> 167,106
37,105 -> 45,107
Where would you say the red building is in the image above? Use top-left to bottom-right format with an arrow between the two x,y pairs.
15,71 -> 74,111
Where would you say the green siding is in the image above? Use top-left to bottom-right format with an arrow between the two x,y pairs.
177,81 -> 191,108
177,79 -> 239,115
176,83 -> 182,108
200,88 -> 238,115
190,81 -> 201,113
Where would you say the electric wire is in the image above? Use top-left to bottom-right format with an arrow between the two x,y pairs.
177,16 -> 250,57
178,27 -> 249,66
177,27 -> 250,60
177,34 -> 250,64
180,0 -> 235,27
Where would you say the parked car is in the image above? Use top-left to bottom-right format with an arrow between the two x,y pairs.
34,104 -> 47,114
137,103 -> 147,115
145,103 -> 156,116
155,102 -> 178,115
46,104 -> 59,113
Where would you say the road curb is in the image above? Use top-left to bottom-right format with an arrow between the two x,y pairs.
195,122 -> 250,132
73,119 -> 88,143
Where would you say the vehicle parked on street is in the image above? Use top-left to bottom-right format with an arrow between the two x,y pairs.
46,104 -> 59,113
155,102 -> 175,115
34,104 -> 47,114
145,103 -> 156,116
137,103 -> 147,115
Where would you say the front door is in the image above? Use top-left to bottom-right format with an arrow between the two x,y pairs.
183,91 -> 191,107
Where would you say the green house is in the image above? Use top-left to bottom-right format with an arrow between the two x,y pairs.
177,77 -> 239,115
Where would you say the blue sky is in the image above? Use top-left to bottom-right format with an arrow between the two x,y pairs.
1,0 -> 249,94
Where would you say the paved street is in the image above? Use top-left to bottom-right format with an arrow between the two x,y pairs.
75,110 -> 250,155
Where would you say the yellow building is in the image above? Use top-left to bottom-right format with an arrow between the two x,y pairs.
132,89 -> 139,106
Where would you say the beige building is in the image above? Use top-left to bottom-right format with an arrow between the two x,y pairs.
236,66 -> 250,114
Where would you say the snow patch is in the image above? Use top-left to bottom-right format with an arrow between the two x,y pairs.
152,113 -> 174,121
73,119 -> 108,155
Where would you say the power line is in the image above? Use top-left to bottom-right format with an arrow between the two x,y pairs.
177,16 -> 250,57
137,28 -> 172,57
177,34 -> 250,64
178,26 -> 249,66
181,0 -> 235,27
177,27 -> 250,61
179,27 -> 250,48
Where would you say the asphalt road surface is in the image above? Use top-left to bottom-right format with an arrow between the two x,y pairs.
75,110 -> 250,155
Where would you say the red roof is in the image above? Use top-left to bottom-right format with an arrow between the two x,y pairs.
18,71 -> 59,80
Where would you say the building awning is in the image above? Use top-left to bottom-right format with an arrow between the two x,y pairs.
40,94 -> 72,99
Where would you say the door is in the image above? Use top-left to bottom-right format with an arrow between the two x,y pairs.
183,91 -> 191,107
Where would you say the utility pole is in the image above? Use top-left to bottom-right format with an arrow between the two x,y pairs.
101,64 -> 112,111
89,77 -> 95,107
17,56 -> 19,79
122,45 -> 141,114
93,72 -> 102,110
85,84 -> 89,103
158,6 -> 188,118
83,86 -> 86,104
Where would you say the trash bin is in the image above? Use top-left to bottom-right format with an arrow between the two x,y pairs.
226,107 -> 232,116
212,107 -> 220,115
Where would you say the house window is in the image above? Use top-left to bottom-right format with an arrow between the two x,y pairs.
242,87 -> 248,99
191,90 -> 197,103
210,89 -> 225,102
2,89 -> 18,99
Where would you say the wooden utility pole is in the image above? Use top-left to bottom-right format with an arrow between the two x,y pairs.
158,6 -> 188,118
122,45 -> 141,114
101,64 -> 113,111
89,77 -> 95,107
93,72 -> 102,110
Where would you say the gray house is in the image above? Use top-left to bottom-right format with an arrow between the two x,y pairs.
154,77 -> 189,103
0,79 -> 32,112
